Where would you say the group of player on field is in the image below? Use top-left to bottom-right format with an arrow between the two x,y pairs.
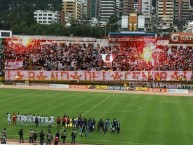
7,113 -> 121,136
7,113 -> 55,127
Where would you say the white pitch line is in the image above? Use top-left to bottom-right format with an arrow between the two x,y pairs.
82,94 -> 113,117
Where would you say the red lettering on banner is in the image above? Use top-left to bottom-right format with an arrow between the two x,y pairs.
111,72 -> 122,80
125,72 -> 131,80
7,70 -> 11,80
183,71 -> 187,78
70,72 -> 82,80
141,72 -> 148,81
4,70 -> 193,81
170,72 -> 179,81
51,72 -> 58,80
15,71 -> 23,80
102,72 -> 106,80
28,72 -> 35,80
92,72 -> 98,80
85,71 -> 91,81
37,72 -> 47,80
132,72 -> 140,80
153,72 -> 160,81
160,72 -> 167,81
61,72 -> 69,80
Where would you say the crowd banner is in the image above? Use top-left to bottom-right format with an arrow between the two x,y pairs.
5,71 -> 192,81
50,84 -> 69,89
167,89 -> 189,93
147,88 -> 167,92
69,85 -> 88,89
107,86 -> 129,90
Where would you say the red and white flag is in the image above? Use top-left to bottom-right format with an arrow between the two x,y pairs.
101,54 -> 115,67
5,60 -> 23,69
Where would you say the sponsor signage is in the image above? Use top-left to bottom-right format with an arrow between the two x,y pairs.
69,85 -> 88,89
107,86 -> 128,90
167,89 -> 188,93
5,71 -> 192,81
135,87 -> 148,91
15,83 -> 29,86
170,33 -> 193,44
96,85 -> 107,90
147,88 -> 167,92
50,84 -> 69,89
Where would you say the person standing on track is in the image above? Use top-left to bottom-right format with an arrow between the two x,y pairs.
71,128 -> 77,144
61,129 -> 67,144
19,129 -> 24,143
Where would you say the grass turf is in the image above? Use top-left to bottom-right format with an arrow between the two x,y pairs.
0,88 -> 193,145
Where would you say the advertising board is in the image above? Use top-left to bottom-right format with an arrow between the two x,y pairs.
50,84 -> 69,89
96,85 -> 108,90
134,87 -> 148,91
147,88 -> 167,92
69,85 -> 88,89
107,86 -> 129,90
167,89 -> 188,93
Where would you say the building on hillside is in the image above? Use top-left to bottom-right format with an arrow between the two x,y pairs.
99,0 -> 116,22
184,21 -> 193,32
62,0 -> 82,19
83,0 -> 100,19
134,2 -> 138,12
174,0 -> 190,21
59,11 -> 65,24
156,0 -> 174,32
119,0 -> 134,16
189,6 -> 193,20
138,0 -> 152,15
34,10 -> 59,25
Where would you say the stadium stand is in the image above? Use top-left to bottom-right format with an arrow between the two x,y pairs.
4,43 -> 193,71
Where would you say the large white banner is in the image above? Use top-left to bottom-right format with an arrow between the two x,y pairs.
5,70 -> 192,81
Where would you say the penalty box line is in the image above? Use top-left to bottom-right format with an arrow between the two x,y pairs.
82,94 -> 113,117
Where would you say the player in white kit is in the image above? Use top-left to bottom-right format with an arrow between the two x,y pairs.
17,113 -> 21,126
28,114 -> 32,126
7,113 -> 11,125
50,115 -> 55,127
45,115 -> 49,126
40,115 -> 45,126
32,114 -> 36,126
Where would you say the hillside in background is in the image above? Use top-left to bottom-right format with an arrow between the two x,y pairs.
0,0 -> 62,22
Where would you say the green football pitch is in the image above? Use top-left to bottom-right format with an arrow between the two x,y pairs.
0,88 -> 193,145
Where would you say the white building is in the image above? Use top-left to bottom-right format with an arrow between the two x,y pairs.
34,10 -> 59,25
99,0 -> 116,22
138,0 -> 152,15
134,2 -> 138,12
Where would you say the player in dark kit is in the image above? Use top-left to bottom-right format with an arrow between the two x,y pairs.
39,130 -> 45,145
71,128 -> 77,144
56,116 -> 61,129
19,129 -> 24,143
61,129 -> 67,143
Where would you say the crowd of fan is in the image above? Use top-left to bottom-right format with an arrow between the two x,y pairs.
4,42 -> 193,71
